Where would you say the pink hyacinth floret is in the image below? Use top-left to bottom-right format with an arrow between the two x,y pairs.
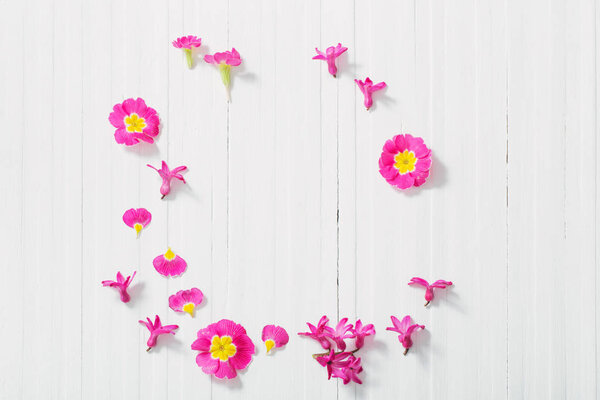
191,319 -> 255,379
122,208 -> 152,237
169,288 -> 204,317
109,98 -> 160,146
408,277 -> 453,306
355,77 -> 387,110
386,315 -> 424,355
316,349 -> 353,380
298,315 -> 333,350
172,35 -> 202,49
262,325 -> 289,354
332,356 -> 363,385
139,315 -> 178,351
153,248 -> 187,277
102,271 -> 136,303
313,43 -> 347,77
379,134 -> 432,190
147,161 -> 187,199
325,318 -> 354,351
353,319 -> 375,349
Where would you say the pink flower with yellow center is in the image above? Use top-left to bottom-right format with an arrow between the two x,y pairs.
169,288 -> 204,317
153,247 -> 187,277
378,134 -> 432,189
109,98 -> 160,146
122,208 -> 152,237
261,325 -> 289,354
192,319 -> 255,379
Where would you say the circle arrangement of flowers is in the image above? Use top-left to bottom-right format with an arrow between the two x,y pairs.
378,134 -> 432,189
109,97 -> 160,146
191,319 -> 255,379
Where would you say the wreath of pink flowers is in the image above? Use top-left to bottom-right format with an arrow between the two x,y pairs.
101,38 -> 455,385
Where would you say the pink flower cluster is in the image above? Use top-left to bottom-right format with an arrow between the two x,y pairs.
298,316 -> 375,385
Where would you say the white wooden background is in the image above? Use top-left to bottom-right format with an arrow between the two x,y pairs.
0,0 -> 598,399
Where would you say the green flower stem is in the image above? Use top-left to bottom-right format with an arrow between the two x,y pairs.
218,63 -> 232,102
184,49 -> 193,69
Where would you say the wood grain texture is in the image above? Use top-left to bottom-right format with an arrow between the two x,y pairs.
0,0 -> 597,399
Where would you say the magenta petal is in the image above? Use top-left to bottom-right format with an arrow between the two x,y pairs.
196,352 -> 219,374
215,361 -> 237,379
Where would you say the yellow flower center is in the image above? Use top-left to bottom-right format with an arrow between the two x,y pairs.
182,303 -> 195,317
124,113 -> 147,133
394,150 -> 417,174
265,339 -> 275,353
164,248 -> 176,261
210,336 -> 237,361
134,223 -> 143,237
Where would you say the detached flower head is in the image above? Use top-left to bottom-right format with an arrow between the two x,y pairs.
109,98 -> 160,146
262,325 -> 289,353
313,43 -> 347,77
353,319 -> 375,349
386,315 -> 424,355
331,356 -> 363,385
172,35 -> 202,69
147,161 -> 187,199
102,271 -> 136,303
204,48 -> 242,102
298,315 -> 333,350
139,315 -> 178,351
379,134 -> 432,190
153,248 -> 187,277
191,319 -> 255,379
315,349 -> 352,379
169,288 -> 204,317
325,318 -> 354,351
122,208 -> 151,237
409,277 -> 453,306
355,77 -> 387,110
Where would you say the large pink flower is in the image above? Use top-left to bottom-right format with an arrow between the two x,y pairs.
122,208 -> 152,237
169,288 -> 204,317
109,98 -> 160,146
172,35 -> 202,69
191,319 -> 255,379
378,134 -> 432,189
153,248 -> 187,277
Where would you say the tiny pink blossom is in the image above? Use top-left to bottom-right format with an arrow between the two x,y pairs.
172,35 -> 202,69
191,319 -> 255,379
379,134 -> 432,190
316,349 -> 352,380
262,325 -> 289,353
147,161 -> 187,199
331,356 -> 363,385
172,35 -> 202,49
298,315 -> 333,350
355,77 -> 387,110
153,248 -> 187,277
122,208 -> 152,237
353,319 -> 375,349
313,43 -> 348,77
408,277 -> 453,306
102,271 -> 136,303
386,315 -> 424,355
169,288 -> 204,317
325,318 -> 354,351
204,48 -> 242,102
139,315 -> 178,351
109,98 -> 160,146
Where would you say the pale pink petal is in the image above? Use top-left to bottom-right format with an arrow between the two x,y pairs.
196,352 -> 219,374
214,361 -> 237,379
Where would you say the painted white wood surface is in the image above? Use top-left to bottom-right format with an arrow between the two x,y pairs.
0,0 -> 597,399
